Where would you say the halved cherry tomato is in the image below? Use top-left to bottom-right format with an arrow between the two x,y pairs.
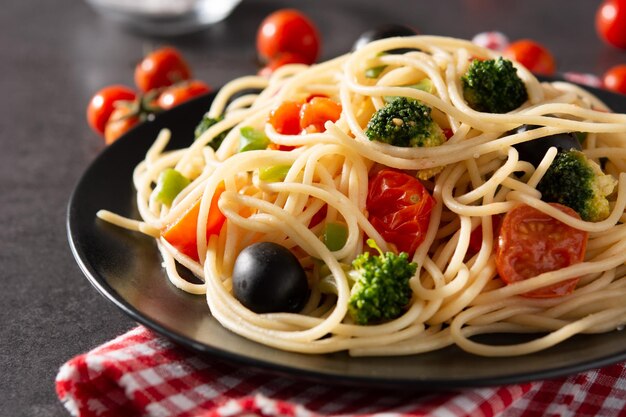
366,169 -> 436,255
87,85 -> 136,135
596,0 -> 626,49
299,97 -> 342,133
104,104 -> 139,145
256,9 -> 320,65
162,184 -> 226,262
603,64 -> 626,95
268,101 -> 302,135
258,52 -> 310,77
496,203 -> 588,298
504,39 -> 556,76
134,47 -> 192,93
157,80 -> 211,110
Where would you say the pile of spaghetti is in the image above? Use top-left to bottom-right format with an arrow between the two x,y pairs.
99,36 -> 626,357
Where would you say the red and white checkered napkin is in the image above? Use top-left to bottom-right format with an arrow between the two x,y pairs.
56,326 -> 626,417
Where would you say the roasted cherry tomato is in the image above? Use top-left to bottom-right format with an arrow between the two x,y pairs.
366,169 -> 436,255
268,101 -> 303,135
496,203 -> 588,298
258,52 -> 310,77
596,0 -> 626,49
134,47 -> 192,92
504,39 -> 556,76
104,104 -> 139,145
602,64 -> 626,95
299,97 -> 342,133
86,85 -> 136,135
157,80 -> 211,110
256,9 -> 320,65
162,184 -> 226,262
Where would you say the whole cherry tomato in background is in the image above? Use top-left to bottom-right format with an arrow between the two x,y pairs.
366,169 -> 435,256
86,85 -> 136,135
258,52 -> 310,77
256,9 -> 320,65
504,39 -> 556,76
495,203 -> 588,298
596,0 -> 626,49
157,80 -> 212,110
134,46 -> 192,92
602,64 -> 626,95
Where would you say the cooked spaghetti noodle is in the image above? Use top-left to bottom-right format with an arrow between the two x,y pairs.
98,35 -> 626,357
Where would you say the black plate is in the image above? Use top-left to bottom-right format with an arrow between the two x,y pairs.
68,88 -> 626,390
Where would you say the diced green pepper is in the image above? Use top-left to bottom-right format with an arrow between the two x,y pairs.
384,78 -> 434,103
154,169 -> 191,206
365,65 -> 387,79
259,165 -> 291,182
322,222 -> 348,251
239,126 -> 270,152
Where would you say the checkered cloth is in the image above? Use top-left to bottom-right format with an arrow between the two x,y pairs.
56,326 -> 626,417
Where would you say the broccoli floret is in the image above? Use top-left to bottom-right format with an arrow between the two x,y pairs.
537,150 -> 617,222
348,239 -> 417,325
365,97 -> 446,148
194,115 -> 231,151
461,57 -> 528,113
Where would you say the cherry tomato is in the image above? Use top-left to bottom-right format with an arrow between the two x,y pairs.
134,47 -> 192,93
596,0 -> 626,49
258,52 -> 310,77
157,80 -> 211,110
256,9 -> 320,65
104,104 -> 139,145
366,169 -> 436,255
299,97 -> 342,133
86,85 -> 136,135
504,39 -> 556,76
602,64 -> 626,94
268,101 -> 302,135
496,203 -> 588,298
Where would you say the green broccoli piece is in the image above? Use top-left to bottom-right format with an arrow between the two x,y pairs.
537,150 -> 617,222
348,239 -> 417,325
365,97 -> 446,147
461,57 -> 528,113
194,115 -> 231,151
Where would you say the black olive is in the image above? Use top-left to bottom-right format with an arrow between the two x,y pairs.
352,24 -> 419,53
511,124 -> 583,167
232,242 -> 308,314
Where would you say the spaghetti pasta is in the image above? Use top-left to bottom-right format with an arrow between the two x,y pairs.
97,35 -> 626,357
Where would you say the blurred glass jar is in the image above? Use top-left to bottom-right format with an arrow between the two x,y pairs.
86,0 -> 241,36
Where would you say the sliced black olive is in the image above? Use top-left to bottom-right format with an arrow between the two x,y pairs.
511,124 -> 583,167
352,24 -> 419,53
232,242 -> 308,314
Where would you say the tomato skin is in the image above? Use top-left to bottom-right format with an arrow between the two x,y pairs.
468,215 -> 502,256
157,80 -> 211,110
134,47 -> 192,92
104,104 -> 139,145
87,85 -> 136,135
496,203 -> 588,298
256,9 -> 320,65
603,64 -> 626,94
504,39 -> 556,76
299,97 -> 342,133
268,101 -> 303,135
596,0 -> 626,49
162,184 -> 226,262
258,52 -> 310,77
366,169 -> 436,255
